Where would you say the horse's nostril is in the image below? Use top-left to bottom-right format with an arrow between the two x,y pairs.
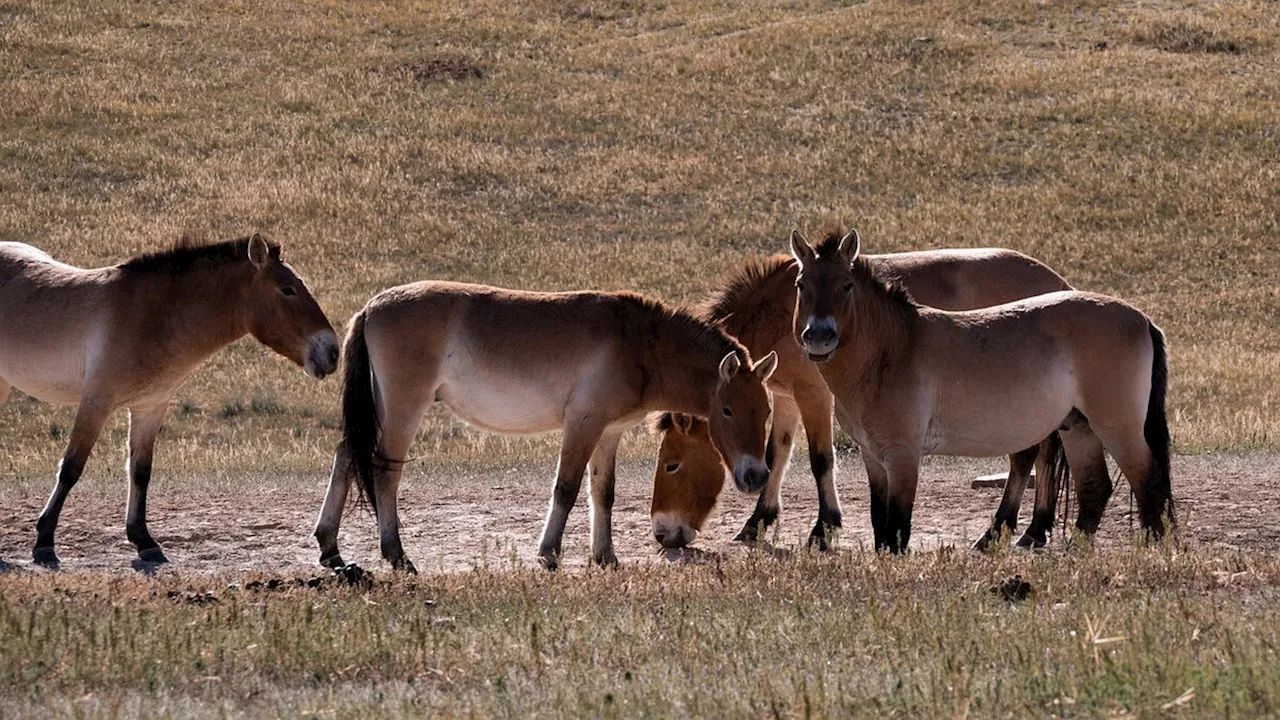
327,346 -> 340,365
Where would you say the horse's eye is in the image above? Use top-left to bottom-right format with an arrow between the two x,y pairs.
665,463 -> 680,474
722,406 -> 733,418
842,282 -> 854,294
796,281 -> 806,292
280,285 -> 299,297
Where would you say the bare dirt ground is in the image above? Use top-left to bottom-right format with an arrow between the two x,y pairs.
1,452 -> 1276,576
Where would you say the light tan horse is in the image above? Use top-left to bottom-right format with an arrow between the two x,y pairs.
313,281 -> 778,572
650,248 -> 1075,550
0,235 -> 339,568
791,229 -> 1172,552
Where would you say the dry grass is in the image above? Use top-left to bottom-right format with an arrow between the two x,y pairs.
2,547 -> 1279,717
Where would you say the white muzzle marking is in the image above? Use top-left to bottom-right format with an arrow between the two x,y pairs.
651,512 -> 698,549
304,330 -> 341,379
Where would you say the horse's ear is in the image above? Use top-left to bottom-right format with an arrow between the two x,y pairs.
671,413 -> 696,435
838,228 -> 861,266
718,352 -> 741,383
789,230 -> 815,265
248,233 -> 270,268
752,350 -> 778,382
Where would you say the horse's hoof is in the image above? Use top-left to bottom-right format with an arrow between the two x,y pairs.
807,534 -> 831,552
732,530 -> 759,544
592,549 -> 619,568
393,559 -> 418,575
137,547 -> 169,564
538,552 -> 560,571
32,546 -> 59,569
320,552 -> 346,570
1016,534 -> 1046,550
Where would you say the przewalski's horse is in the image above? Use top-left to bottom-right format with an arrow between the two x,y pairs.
0,235 -> 340,568
650,247 -> 1073,550
313,281 -> 778,572
791,229 -> 1173,552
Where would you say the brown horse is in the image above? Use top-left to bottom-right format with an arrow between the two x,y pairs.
313,281 -> 778,572
650,247 -> 1074,551
791,229 -> 1172,552
0,235 -> 339,567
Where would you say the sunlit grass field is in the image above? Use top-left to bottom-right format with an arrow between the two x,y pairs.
2,0 -> 1279,716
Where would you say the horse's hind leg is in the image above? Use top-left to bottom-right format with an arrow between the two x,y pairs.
34,398 -> 113,567
314,440 -> 353,568
587,430 -> 624,567
1060,423 -> 1111,535
372,412 -> 425,573
1017,432 -> 1067,549
124,403 -> 170,564
734,397 -> 800,544
1102,435 -> 1166,540
973,444 -> 1037,552
538,420 -> 605,571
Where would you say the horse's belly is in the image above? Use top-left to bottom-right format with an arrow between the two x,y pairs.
926,388 -> 1074,457
439,380 -> 566,435
0,343 -> 86,404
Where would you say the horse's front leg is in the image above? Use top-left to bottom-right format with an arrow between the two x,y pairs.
882,453 -> 922,554
34,397 -> 113,568
587,431 -> 624,567
797,385 -> 840,550
537,421 -> 604,571
125,403 -> 171,564
314,440 -> 353,569
734,397 -> 800,544
862,454 -> 890,551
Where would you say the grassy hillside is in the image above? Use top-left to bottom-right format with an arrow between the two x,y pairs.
1,0 -> 1277,479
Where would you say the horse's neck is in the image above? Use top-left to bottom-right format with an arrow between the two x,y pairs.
827,271 -> 917,413
719,264 -> 797,360
123,265 -> 252,359
644,322 -> 735,417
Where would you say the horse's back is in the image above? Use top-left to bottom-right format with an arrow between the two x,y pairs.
874,248 -> 1071,310
360,281 -> 645,434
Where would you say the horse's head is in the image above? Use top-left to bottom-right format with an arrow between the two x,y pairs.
650,413 -> 725,548
707,350 -> 777,495
791,228 -> 860,363
243,234 -> 340,379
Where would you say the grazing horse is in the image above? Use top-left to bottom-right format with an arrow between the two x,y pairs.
313,281 -> 778,572
791,229 -> 1173,552
650,247 -> 1074,551
0,235 -> 340,567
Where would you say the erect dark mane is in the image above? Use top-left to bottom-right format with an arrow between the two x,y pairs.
696,254 -> 795,325
813,226 -> 920,310
622,292 -> 747,362
119,236 -> 280,273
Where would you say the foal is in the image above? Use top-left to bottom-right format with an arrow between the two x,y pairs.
313,281 -> 777,572
650,247 -> 1073,550
0,235 -> 339,567
791,229 -> 1172,552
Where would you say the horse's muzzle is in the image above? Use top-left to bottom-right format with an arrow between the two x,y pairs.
733,457 -> 770,494
651,513 -> 697,549
304,330 -> 341,379
801,317 -> 839,362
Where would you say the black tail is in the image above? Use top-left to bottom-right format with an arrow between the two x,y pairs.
1145,322 -> 1174,532
341,311 -> 380,514
1041,431 -> 1070,532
